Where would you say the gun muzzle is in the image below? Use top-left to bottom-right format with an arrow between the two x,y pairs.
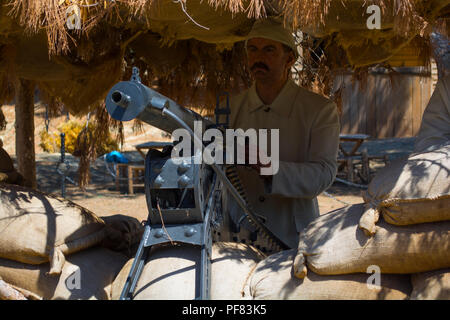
111,90 -> 131,108
105,80 -> 212,134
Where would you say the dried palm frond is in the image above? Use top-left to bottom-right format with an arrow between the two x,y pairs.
132,119 -> 145,135
74,102 -> 123,188
280,0 -> 436,39
0,45 -> 16,103
206,0 -> 246,15
125,39 -> 251,112
280,0 -> 332,31
7,0 -> 116,54
392,0 -> 429,37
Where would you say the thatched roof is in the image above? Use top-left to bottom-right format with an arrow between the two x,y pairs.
0,0 -> 448,188
0,0 -> 448,115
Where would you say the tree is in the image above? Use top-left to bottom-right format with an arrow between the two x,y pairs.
14,78 -> 36,188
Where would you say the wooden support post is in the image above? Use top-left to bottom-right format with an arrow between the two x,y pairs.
14,78 -> 36,189
128,165 -> 133,195
115,164 -> 144,194
361,150 -> 370,183
346,158 -> 354,182
383,155 -> 389,166
115,164 -> 121,191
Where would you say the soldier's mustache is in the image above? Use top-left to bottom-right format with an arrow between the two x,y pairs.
251,62 -> 269,72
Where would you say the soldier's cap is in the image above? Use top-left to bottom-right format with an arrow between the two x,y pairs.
245,17 -> 299,59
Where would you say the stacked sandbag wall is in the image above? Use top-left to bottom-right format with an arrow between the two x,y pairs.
0,247 -> 128,300
0,184 -> 144,299
111,242 -> 265,300
249,250 -> 411,300
0,184 -> 107,275
284,143 -> 450,300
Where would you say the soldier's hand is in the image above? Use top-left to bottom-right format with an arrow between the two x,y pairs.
244,144 -> 271,173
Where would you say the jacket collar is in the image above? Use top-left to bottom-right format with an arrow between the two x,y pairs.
247,79 -> 299,118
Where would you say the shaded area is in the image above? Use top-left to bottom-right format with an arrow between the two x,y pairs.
31,138 -> 417,195
340,136 -> 416,160
339,72 -> 432,139
33,151 -> 144,197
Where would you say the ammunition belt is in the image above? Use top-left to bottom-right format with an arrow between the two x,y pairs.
224,165 -> 289,252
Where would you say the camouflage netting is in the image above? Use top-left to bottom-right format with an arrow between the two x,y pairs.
0,0 -> 448,187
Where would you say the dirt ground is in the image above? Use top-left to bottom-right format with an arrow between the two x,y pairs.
1,103 -> 415,222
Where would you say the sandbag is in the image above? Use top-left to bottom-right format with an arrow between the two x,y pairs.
359,142 -> 450,236
0,247 -> 128,300
293,204 -> 450,278
100,214 -> 144,257
0,277 -> 28,300
111,242 -> 264,300
0,184 -> 106,275
250,250 -> 411,300
411,268 -> 450,300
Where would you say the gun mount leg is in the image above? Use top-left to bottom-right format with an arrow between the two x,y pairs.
119,224 -> 151,300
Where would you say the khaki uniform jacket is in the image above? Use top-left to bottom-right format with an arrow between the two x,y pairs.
414,74 -> 450,153
219,79 -> 340,249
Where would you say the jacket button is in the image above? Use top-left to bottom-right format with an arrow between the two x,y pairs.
259,196 -> 265,202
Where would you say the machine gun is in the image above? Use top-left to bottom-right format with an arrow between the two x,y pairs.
105,68 -> 289,300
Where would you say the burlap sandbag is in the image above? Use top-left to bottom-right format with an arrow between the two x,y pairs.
293,204 -> 450,278
411,268 -> 450,300
0,184 -> 106,275
111,242 -> 264,300
100,214 -> 144,257
250,250 -> 411,300
0,247 -> 128,300
359,142 -> 450,236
